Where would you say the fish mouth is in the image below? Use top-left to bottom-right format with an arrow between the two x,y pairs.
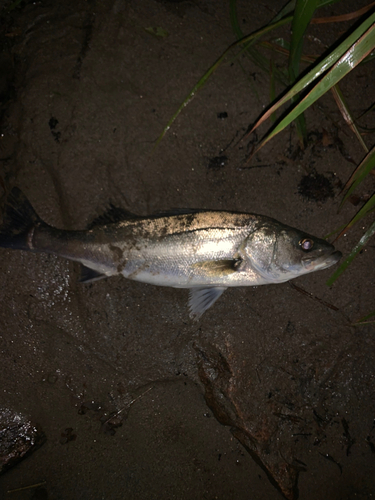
327,250 -> 342,262
302,250 -> 342,271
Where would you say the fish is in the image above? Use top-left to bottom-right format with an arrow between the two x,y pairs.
0,187 -> 341,318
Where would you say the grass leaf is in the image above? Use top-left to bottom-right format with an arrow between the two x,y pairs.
144,27 -> 169,38
330,84 -> 369,153
341,145 -> 375,207
289,0 -> 319,83
352,309 -> 375,326
312,1 -> 375,24
229,0 -> 242,40
229,0 -> 289,85
326,220 -> 375,286
336,194 -> 375,241
250,14 -> 375,150
270,59 -> 277,122
155,13 -> 294,145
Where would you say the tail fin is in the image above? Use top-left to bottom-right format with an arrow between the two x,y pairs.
0,188 -> 43,250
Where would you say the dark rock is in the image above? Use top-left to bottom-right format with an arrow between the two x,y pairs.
0,408 -> 46,475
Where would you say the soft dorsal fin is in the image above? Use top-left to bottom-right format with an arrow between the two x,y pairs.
188,287 -> 227,320
88,207 -> 211,228
153,208 -> 208,217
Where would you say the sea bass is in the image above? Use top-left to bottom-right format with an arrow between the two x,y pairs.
0,188 -> 341,318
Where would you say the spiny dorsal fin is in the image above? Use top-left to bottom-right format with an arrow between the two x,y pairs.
88,205 -> 140,228
153,208 -> 208,217
88,207 -> 210,228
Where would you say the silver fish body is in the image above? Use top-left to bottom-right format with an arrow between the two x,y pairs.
0,188 -> 341,318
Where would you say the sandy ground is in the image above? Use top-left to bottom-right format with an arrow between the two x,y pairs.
0,0 -> 374,499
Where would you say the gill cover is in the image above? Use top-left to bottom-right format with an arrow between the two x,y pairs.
243,221 -> 329,283
243,223 -> 282,282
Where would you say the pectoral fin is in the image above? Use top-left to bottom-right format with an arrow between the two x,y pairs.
188,287 -> 227,320
191,259 -> 241,276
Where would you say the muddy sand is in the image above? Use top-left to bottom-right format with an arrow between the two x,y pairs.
0,1 -> 374,499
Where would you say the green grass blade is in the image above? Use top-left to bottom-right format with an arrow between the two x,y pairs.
260,40 -> 316,63
253,17 -> 375,150
338,194 -> 375,238
154,50 -> 229,145
326,220 -> 375,286
229,0 -> 242,40
244,44 -> 289,84
6,0 -> 23,11
324,222 -> 351,239
269,0 -> 342,22
330,84 -> 369,153
270,59 -> 277,122
294,113 -> 307,147
361,51 -> 375,64
316,0 -> 342,7
230,0 -> 289,85
273,37 -> 291,50
155,14 -> 294,145
358,100 -> 375,119
288,0 -> 319,83
144,27 -> 169,38
288,0 -> 314,147
250,13 -> 375,136
341,145 -> 375,207
348,204 -> 375,230
271,1 -> 296,23
352,309 -> 375,326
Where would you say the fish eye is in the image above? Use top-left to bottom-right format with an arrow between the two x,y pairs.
299,238 -> 314,251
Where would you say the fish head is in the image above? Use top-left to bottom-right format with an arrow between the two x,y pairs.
244,220 -> 342,283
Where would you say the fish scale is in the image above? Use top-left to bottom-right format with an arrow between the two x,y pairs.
117,226 -> 251,287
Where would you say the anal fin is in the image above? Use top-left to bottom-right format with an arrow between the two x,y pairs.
188,287 -> 227,320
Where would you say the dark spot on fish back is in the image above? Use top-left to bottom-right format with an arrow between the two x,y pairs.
109,244 -> 123,261
117,259 -> 128,274
184,213 -> 196,229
